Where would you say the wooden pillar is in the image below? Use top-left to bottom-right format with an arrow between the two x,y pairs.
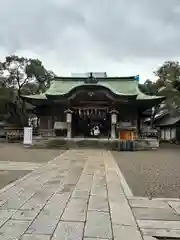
51,103 -> 55,129
137,114 -> 141,135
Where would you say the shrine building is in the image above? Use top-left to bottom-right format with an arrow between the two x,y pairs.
21,73 -> 165,140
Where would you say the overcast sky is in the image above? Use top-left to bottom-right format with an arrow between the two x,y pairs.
0,0 -> 180,82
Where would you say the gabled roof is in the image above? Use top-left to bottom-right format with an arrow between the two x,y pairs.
156,115 -> 180,127
21,75 -> 165,104
45,76 -> 138,97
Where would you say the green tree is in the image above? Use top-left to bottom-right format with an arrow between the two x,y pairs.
0,55 -> 55,126
139,79 -> 158,95
26,59 -> 55,94
151,61 -> 180,116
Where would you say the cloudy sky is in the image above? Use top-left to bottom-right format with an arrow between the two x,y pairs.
0,0 -> 180,82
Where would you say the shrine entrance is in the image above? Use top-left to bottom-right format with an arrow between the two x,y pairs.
72,108 -> 111,138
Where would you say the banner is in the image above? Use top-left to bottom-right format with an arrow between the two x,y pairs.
135,75 -> 140,81
23,127 -> 32,145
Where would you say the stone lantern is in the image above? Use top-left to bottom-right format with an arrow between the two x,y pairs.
64,109 -> 73,138
109,110 -> 118,139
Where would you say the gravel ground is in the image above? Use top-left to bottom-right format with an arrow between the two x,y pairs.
112,146 -> 180,198
0,143 -> 64,163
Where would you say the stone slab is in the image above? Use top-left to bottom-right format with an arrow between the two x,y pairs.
61,198 -> 88,222
0,209 -> 16,228
168,201 -> 180,214
20,191 -> 51,210
21,234 -> 51,240
0,193 -> 33,210
0,209 -> 16,220
91,185 -> 107,198
137,219 -> 180,230
0,220 -> 31,239
76,173 -> 94,187
108,151 -> 133,197
84,211 -> 112,239
110,201 -> 137,226
88,195 -> 109,212
91,173 -> 107,198
113,225 -> 143,240
27,193 -> 70,235
104,151 -> 138,228
83,238 -> 111,240
143,237 -> 157,240
11,208 -> 41,221
51,221 -> 84,240
133,207 -> 180,221
71,189 -> 90,200
129,199 -> 170,209
57,183 -> 76,194
142,228 -> 180,238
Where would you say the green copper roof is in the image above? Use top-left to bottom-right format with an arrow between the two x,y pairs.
45,77 -> 138,96
21,93 -> 47,100
136,90 -> 165,100
21,76 -> 165,102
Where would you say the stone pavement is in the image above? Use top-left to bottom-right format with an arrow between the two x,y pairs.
128,196 -> 180,239
0,149 -> 180,239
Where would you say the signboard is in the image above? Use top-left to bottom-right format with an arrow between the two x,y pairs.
23,127 -> 32,145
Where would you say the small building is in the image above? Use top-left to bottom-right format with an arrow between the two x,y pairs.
21,73 -> 164,140
152,112 -> 180,142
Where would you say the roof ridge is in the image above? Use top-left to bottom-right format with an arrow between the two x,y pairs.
53,76 -> 136,82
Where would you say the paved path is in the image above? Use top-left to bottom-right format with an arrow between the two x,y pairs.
0,149 -> 180,239
128,196 -> 180,239
0,149 -> 143,240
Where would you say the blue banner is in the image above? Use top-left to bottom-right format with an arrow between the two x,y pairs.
135,75 -> 139,81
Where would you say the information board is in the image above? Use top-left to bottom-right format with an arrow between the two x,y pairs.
23,127 -> 32,145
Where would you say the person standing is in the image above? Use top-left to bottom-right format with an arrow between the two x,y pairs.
93,125 -> 100,137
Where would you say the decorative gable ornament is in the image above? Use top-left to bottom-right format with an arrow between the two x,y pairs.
84,72 -> 98,84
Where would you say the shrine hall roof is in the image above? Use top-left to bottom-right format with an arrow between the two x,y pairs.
21,76 -> 165,102
46,77 -> 138,96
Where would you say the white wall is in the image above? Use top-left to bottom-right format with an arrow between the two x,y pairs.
160,127 -> 176,141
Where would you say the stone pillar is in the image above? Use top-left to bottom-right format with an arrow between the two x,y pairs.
110,110 -> 118,139
65,109 -> 73,138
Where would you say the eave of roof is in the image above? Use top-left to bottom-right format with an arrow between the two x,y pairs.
21,94 -> 47,100
45,77 -> 139,97
156,115 -> 180,127
21,76 -> 165,104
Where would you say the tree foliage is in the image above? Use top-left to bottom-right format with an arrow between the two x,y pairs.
0,55 -> 55,126
154,61 -> 180,115
140,61 -> 180,117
